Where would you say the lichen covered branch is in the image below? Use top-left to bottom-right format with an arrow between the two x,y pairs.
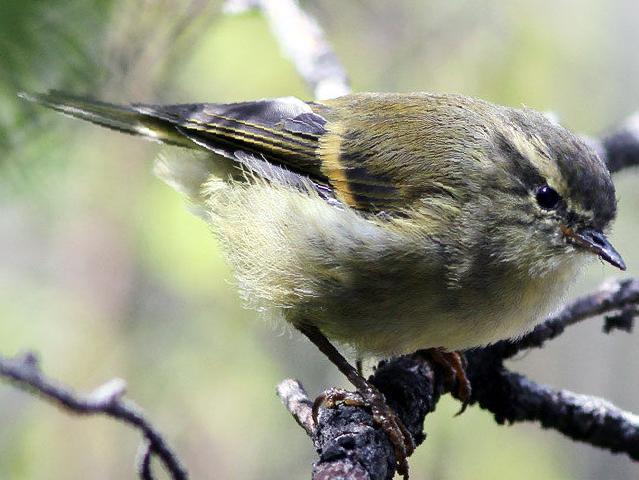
278,356 -> 442,480
465,358 -> 639,460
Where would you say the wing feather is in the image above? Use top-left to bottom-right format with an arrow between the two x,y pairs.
23,91 -> 426,215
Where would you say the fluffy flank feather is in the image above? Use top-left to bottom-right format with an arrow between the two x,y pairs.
201,176 -> 394,316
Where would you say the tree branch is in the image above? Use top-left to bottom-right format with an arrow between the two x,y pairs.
596,113 -> 639,173
486,277 -> 639,359
277,356 -> 442,480
276,378 -> 316,437
465,356 -> 639,460
278,277 -> 639,479
225,0 -> 351,100
0,352 -> 187,480
137,441 -> 155,480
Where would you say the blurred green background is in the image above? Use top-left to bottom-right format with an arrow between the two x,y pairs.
1,0 -> 638,478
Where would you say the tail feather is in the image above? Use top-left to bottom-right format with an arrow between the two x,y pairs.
19,91 -> 194,148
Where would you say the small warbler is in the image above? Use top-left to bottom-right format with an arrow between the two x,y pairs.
21,90 -> 626,475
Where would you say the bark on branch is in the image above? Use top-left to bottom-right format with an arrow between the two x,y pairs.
277,278 -> 639,480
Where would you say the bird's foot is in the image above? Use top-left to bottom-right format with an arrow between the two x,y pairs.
421,348 -> 471,413
313,384 -> 415,479
296,324 -> 414,477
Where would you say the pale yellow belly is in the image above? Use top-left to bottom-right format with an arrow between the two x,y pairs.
302,255 -> 584,356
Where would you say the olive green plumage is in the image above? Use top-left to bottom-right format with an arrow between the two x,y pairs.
21,90 -> 625,355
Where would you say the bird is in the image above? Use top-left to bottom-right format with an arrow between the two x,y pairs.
20,90 -> 626,477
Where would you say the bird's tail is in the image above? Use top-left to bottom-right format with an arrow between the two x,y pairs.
19,90 -> 194,148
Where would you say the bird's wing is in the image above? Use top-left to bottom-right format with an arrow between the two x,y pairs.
22,91 -> 411,213
133,97 -> 327,178
134,96 -> 405,212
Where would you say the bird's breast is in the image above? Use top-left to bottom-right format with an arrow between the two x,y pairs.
304,249 -> 584,355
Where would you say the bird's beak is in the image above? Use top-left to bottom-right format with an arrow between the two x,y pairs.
561,226 -> 626,271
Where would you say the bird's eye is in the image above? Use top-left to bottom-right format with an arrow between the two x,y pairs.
535,185 -> 561,210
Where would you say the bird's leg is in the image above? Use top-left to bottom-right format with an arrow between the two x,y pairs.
356,357 -> 364,376
418,348 -> 471,413
297,324 -> 415,479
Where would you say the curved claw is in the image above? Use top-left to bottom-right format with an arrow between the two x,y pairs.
312,386 -> 415,479
424,349 -> 472,413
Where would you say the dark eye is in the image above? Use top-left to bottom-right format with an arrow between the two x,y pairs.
535,185 -> 561,209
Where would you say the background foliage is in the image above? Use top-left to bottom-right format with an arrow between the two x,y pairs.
1,1 -> 638,478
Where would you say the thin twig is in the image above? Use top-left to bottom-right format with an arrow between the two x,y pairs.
276,378 -> 316,437
465,359 -> 639,460
0,352 -> 187,480
137,440 -> 155,480
596,112 -> 639,173
225,0 -> 351,100
488,277 -> 639,359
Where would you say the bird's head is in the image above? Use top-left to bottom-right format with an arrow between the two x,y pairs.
471,106 -> 624,278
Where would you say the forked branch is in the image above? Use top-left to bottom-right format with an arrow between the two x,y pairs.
0,352 -> 187,480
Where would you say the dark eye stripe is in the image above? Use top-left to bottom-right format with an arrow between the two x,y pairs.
494,133 -> 546,190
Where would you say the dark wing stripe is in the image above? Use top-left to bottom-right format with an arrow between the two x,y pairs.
134,101 -> 327,178
135,101 -> 322,149
184,114 -> 317,153
328,180 -> 401,198
232,150 -> 334,199
178,127 -> 339,202
201,110 -> 323,143
184,122 -> 313,156
137,98 -> 405,213
338,166 -> 402,188
184,123 -> 318,167
349,194 -> 405,207
325,161 -> 402,205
